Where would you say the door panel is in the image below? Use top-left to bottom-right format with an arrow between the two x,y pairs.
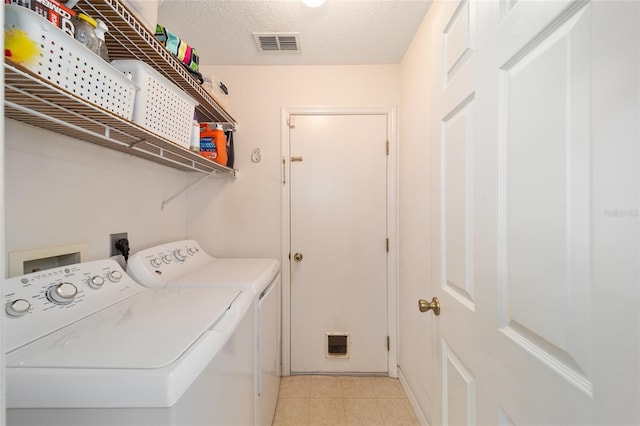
442,94 -> 476,310
499,1 -> 592,395
290,114 -> 388,373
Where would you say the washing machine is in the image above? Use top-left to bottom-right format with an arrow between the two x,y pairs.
3,258 -> 255,426
126,239 -> 281,426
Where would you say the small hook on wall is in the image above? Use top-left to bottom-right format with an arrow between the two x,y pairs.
251,148 -> 262,163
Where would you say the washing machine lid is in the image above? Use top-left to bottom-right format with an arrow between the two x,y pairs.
6,287 -> 241,369
176,258 -> 280,293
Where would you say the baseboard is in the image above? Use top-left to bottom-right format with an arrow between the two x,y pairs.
398,367 -> 430,426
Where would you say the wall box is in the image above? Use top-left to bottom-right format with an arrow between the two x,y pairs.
8,242 -> 88,277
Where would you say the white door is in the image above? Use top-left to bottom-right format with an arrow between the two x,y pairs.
289,114 -> 389,373
426,1 -> 639,424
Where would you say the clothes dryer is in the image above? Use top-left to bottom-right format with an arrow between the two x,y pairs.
127,239 -> 281,426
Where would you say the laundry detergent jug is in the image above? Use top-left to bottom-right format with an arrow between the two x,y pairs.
199,123 -> 218,160
211,124 -> 228,166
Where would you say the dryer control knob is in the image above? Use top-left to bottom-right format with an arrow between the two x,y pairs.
162,254 -> 173,264
187,247 -> 197,256
173,249 -> 187,262
89,275 -> 105,289
6,299 -> 31,317
150,258 -> 162,268
108,270 -> 123,282
47,282 -> 78,305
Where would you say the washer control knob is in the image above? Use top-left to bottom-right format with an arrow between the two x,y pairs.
89,275 -> 105,289
187,247 -> 197,256
150,257 -> 163,268
173,249 -> 187,262
47,282 -> 78,305
6,299 -> 31,317
162,254 -> 173,264
108,270 -> 123,282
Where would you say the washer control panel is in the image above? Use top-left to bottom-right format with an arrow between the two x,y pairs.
3,259 -> 143,352
126,239 -> 214,287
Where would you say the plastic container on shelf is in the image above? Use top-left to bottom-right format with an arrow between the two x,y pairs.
4,4 -> 138,120
190,118 -> 200,152
74,13 -> 99,54
93,19 -> 110,62
110,60 -> 199,149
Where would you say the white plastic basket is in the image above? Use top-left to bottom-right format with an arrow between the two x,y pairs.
4,4 -> 138,120
110,60 -> 198,149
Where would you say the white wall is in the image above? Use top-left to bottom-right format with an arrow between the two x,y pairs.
4,119 -> 189,263
186,65 -> 400,259
397,8 -> 434,421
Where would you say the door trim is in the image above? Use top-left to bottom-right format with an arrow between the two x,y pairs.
280,106 -> 398,377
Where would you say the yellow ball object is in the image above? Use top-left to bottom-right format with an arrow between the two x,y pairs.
5,29 -> 40,65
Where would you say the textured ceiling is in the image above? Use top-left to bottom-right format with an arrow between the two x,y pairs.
156,0 -> 432,66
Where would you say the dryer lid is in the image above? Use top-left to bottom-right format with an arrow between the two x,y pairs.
177,258 -> 280,293
6,287 -> 241,369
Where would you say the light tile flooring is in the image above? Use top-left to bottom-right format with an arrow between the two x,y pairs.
272,375 -> 420,426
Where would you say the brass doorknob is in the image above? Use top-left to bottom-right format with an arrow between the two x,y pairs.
418,297 -> 440,316
293,252 -> 303,262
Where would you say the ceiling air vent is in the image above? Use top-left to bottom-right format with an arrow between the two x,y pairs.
253,32 -> 301,53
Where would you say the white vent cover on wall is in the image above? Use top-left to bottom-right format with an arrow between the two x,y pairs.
253,32 -> 301,53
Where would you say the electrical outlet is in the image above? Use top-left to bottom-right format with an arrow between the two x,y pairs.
109,232 -> 128,257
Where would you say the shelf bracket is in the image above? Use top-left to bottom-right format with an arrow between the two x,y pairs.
128,138 -> 148,148
160,173 -> 217,210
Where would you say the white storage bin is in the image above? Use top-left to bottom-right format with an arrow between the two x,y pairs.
4,4 -> 138,120
111,60 -> 198,149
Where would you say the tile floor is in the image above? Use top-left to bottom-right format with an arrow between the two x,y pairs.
272,375 -> 420,426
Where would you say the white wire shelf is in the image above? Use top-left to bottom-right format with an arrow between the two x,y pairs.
4,60 -> 237,176
76,0 -> 236,126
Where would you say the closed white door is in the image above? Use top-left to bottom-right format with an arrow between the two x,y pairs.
289,114 -> 389,373
426,1 -> 639,424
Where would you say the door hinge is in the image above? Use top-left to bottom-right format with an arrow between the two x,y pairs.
387,336 -> 390,351
288,116 -> 296,128
386,238 -> 389,252
282,157 -> 286,184
386,140 -> 389,156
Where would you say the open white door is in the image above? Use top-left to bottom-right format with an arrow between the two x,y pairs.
424,1 -> 639,424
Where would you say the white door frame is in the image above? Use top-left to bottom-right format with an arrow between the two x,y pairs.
281,106 -> 398,377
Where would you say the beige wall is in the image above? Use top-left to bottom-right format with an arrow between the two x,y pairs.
186,64 -> 400,258
4,120 -> 189,261
398,7 -> 434,420
4,65 -> 400,263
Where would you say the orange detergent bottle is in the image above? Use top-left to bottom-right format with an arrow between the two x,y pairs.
212,124 -> 228,166
198,123 -> 217,160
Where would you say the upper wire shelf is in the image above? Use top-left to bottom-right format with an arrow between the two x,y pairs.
75,0 -> 236,126
5,60 -> 237,176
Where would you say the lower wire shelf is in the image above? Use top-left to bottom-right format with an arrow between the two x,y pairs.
4,60 -> 237,177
